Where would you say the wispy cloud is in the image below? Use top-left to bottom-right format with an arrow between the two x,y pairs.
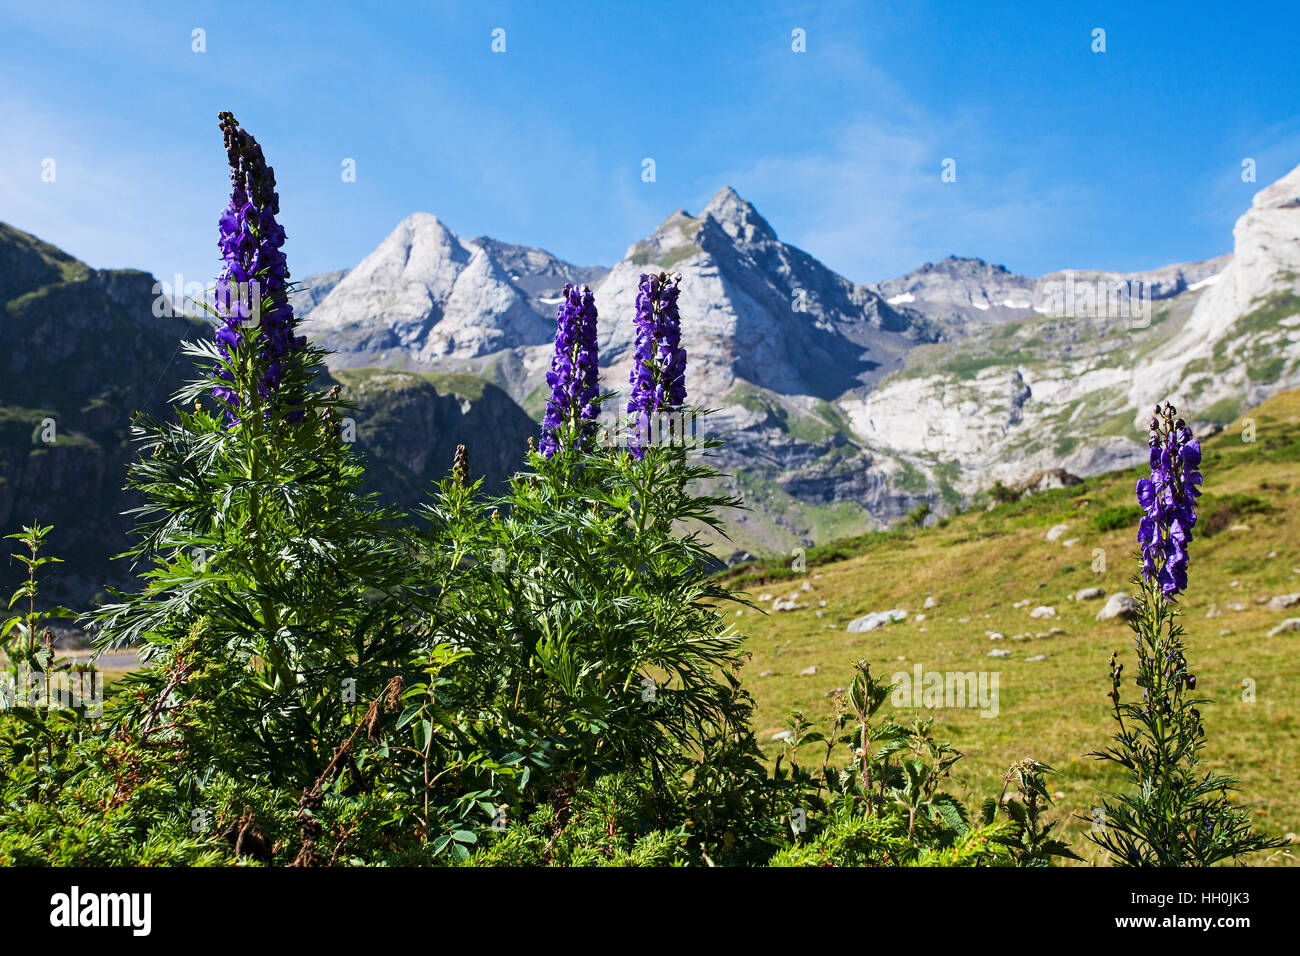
714,115 -> 1090,284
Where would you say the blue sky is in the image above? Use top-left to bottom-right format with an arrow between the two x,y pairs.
3,0 -> 1299,291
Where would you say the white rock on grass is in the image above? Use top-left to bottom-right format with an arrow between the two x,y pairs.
1267,618 -> 1300,637
1025,654 -> 1047,662
1062,538 -> 1079,548
987,631 -> 1005,641
988,649 -> 1011,658
799,665 -> 819,676
924,596 -> 937,609
1029,606 -> 1056,619
1267,594 -> 1300,611
1013,599 -> 1031,608
1045,524 -> 1070,542
771,730 -> 793,742
1075,587 -> 1106,601
1097,592 -> 1140,621
846,608 -> 908,633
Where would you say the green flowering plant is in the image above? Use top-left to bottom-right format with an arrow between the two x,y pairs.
1087,403 -> 1286,866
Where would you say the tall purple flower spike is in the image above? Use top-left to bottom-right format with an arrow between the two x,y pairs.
627,272 -> 686,457
540,284 -> 600,458
1136,402 -> 1202,598
211,111 -> 305,423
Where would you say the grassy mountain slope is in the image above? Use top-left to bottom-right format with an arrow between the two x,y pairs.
331,367 -> 532,507
727,387 -> 1300,865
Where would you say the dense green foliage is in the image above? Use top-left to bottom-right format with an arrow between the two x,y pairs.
1087,573 -> 1287,866
0,337 -> 1088,865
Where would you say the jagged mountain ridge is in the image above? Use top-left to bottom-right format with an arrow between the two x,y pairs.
289,168 -> 1300,556
845,165 -> 1300,497
870,253 -> 1231,336
302,214 -> 607,370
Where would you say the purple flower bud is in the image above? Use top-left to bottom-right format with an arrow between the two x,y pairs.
1136,405 -> 1201,597
210,112 -> 304,422
627,272 -> 687,457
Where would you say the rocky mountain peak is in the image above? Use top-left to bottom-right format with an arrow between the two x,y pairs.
1251,161 -> 1300,212
917,256 -> 1012,278
1145,161 -> 1300,392
702,186 -> 778,244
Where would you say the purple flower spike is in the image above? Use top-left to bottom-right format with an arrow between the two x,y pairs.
211,111 -> 306,423
1136,403 -> 1202,598
627,272 -> 687,456
540,284 -> 600,458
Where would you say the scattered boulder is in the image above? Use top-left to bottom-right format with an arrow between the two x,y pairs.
799,665 -> 819,676
986,631 -> 1005,641
1097,592 -> 1140,621
1029,606 -> 1056,619
771,730 -> 793,742
923,595 -> 937,609
772,594 -> 806,611
1267,594 -> 1300,611
988,649 -> 1011,658
1045,524 -> 1070,542
1025,654 -> 1047,662
1267,618 -> 1300,637
846,608 -> 908,633
1075,587 -> 1106,602
1062,538 -> 1079,548
758,670 -> 775,677
1019,469 -> 1082,494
